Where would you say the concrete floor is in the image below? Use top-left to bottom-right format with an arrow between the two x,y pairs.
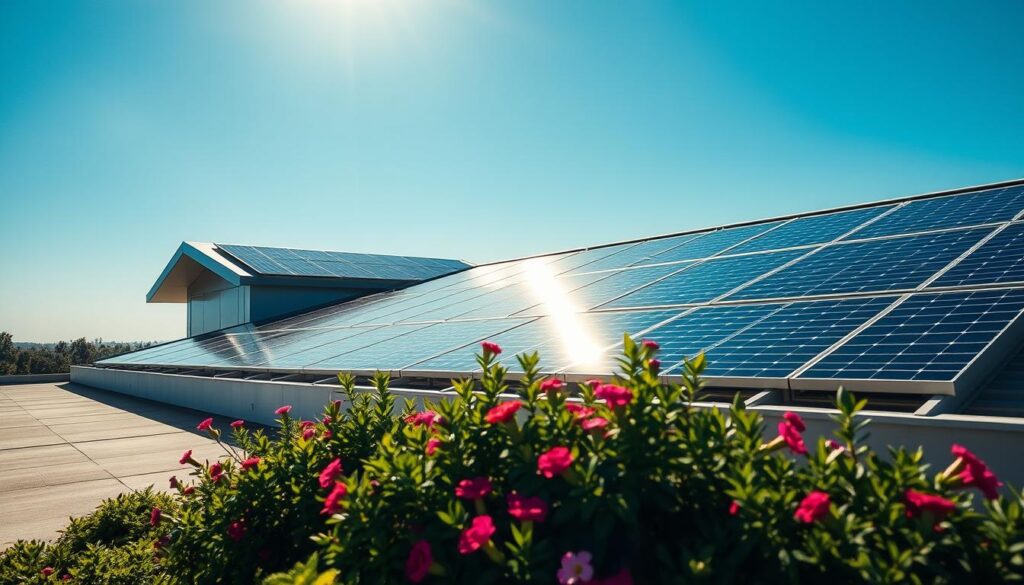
0,382 -> 247,548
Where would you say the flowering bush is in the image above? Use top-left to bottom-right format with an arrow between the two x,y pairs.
4,338 -> 1024,583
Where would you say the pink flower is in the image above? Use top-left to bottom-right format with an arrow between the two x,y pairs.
481,341 -> 502,356
197,417 -> 214,431
458,515 -> 496,554
169,475 -> 178,489
729,500 -> 740,516
794,491 -> 830,523
227,520 -> 246,541
62,574 -> 71,582
647,358 -> 660,372
300,420 -> 315,428
302,428 -> 316,440
641,339 -> 659,351
783,411 -> 806,433
41,567 -> 54,576
540,378 -> 564,394
455,477 -> 493,500
951,444 -> 1002,500
241,456 -> 261,472
426,437 -> 442,456
565,403 -> 596,419
319,459 -> 344,488
826,439 -> 844,451
595,384 -> 633,408
322,430 -> 333,439
183,486 -> 195,495
538,446 -> 574,478
581,417 -> 609,432
557,551 -> 594,585
209,462 -> 224,482
322,482 -> 348,515
507,493 -> 549,522
230,420 -> 244,428
150,507 -> 161,527
905,489 -> 956,522
405,411 -> 443,428
323,416 -> 332,424
486,401 -> 522,424
179,449 -> 195,465
275,405 -> 292,415
405,540 -> 433,583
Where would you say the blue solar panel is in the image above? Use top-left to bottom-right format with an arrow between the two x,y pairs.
638,222 -> 785,264
667,296 -> 896,378
604,250 -> 804,309
728,228 -> 989,301
564,234 -> 706,274
407,309 -> 680,374
799,289 -> 1024,382
847,185 -> 1024,240
217,244 -> 468,281
930,223 -> 1024,288
729,206 -> 893,254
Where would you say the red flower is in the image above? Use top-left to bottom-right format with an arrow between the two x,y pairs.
426,437 -> 442,456
169,475 -> 178,489
183,486 -> 195,495
540,378 -> 564,394
322,430 -> 333,439
230,420 -> 244,428
595,384 -> 633,408
322,482 -> 348,515
581,417 -> 609,432
323,416 -> 332,424
486,400 -> 522,424
507,493 -> 549,522
150,507 -> 161,527
794,491 -> 830,523
566,403 -> 596,420
647,359 -> 661,372
405,540 -> 433,583
178,449 -> 195,465
41,567 -> 54,576
826,439 -> 843,451
320,459 -> 344,488
538,446 -> 574,478
197,417 -> 214,431
153,535 -> 170,550
455,476 -> 493,500
777,415 -> 808,456
729,500 -> 740,516
585,378 -> 602,389
405,411 -> 443,428
275,405 -> 292,415
241,456 -> 261,471
62,575 -> 71,582
227,520 -> 246,541
302,428 -> 316,440
300,420 -> 315,428
905,489 -> 956,521
209,462 -> 224,482
783,411 -> 806,433
641,339 -> 659,351
951,444 -> 1002,500
458,515 -> 496,554
481,341 -> 502,355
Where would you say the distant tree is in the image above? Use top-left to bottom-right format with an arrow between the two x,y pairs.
0,332 -> 15,375
0,331 -> 155,375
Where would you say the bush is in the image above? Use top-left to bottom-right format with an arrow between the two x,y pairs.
4,339 -> 1024,583
0,488 -> 176,584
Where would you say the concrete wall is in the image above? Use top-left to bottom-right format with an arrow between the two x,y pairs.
0,373 -> 71,385
71,366 -> 1024,487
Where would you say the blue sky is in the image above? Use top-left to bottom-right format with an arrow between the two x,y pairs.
1,1 -> 1022,342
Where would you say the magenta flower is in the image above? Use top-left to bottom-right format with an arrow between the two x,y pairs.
209,462 -> 224,483
426,437 -> 442,456
794,491 -> 830,523
951,444 -> 1003,500
322,482 -> 348,515
241,456 -> 261,472
905,488 -> 956,524
540,378 -> 564,394
275,405 -> 292,415
455,476 -> 493,500
227,520 -> 246,542
319,458 -> 344,489
729,500 -> 740,516
595,384 -> 633,408
641,339 -> 659,351
230,420 -> 244,428
557,551 -> 594,585
179,449 -> 196,465
538,446 -> 574,478
405,539 -> 433,583
150,507 -> 161,527
196,417 -> 214,431
405,411 -> 443,428
507,493 -> 549,523
486,400 -> 522,424
480,341 -> 502,355
458,515 -> 496,554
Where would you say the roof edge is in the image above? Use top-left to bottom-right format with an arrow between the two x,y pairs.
146,242 -> 249,303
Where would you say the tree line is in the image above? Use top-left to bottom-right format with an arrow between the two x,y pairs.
0,332 -> 154,375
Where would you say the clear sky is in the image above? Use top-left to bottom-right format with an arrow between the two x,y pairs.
1,1 -> 1022,342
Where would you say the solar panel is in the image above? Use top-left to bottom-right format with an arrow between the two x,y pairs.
603,250 -> 804,309
247,324 -> 433,369
563,234 -> 706,274
847,184 -> 1024,240
638,221 -> 784,265
799,289 -> 1024,382
217,244 -> 468,281
728,206 -> 893,254
728,228 -> 990,301
666,296 -> 896,378
930,223 -> 1024,288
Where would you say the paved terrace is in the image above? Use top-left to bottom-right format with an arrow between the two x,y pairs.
0,382 -> 244,548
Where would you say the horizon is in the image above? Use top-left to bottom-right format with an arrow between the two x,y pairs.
2,1 -> 1023,342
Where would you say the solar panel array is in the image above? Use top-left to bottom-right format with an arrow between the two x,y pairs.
217,244 -> 469,281
103,183 -> 1024,396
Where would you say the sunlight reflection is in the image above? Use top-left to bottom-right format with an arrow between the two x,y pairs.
522,259 -> 603,368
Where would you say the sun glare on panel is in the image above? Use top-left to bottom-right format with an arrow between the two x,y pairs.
522,260 -> 603,367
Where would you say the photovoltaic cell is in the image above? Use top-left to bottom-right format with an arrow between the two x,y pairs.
799,289 -> 1024,382
639,221 -> 784,265
728,206 -> 893,254
728,228 -> 989,301
217,244 -> 469,281
847,185 -> 1024,240
247,324 -> 433,369
604,250 -> 804,309
564,234 -> 705,274
930,223 -> 1024,288
671,296 -> 896,378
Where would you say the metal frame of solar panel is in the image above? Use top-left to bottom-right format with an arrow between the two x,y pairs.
98,179 -> 1024,402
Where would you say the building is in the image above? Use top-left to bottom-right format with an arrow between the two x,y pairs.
72,179 -> 1024,485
